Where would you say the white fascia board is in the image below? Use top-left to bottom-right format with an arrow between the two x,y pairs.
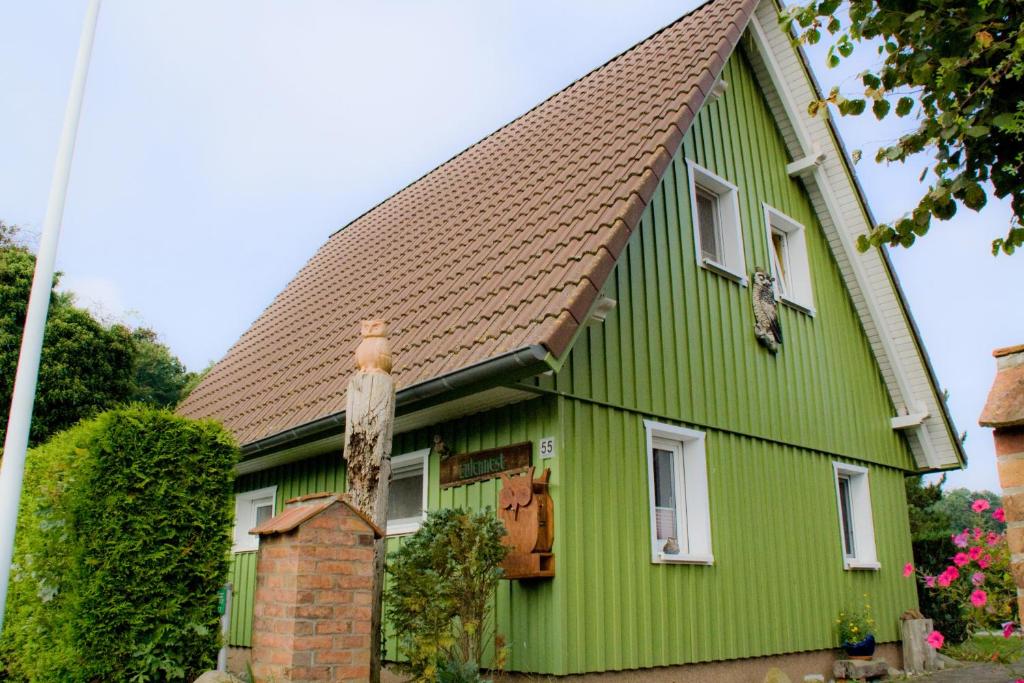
745,3 -> 961,470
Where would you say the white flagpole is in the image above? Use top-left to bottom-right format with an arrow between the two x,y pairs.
0,0 -> 102,631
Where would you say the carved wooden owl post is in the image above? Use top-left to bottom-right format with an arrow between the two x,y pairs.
752,268 -> 782,353
343,319 -> 396,683
354,319 -> 392,373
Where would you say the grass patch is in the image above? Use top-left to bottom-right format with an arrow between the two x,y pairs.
945,635 -> 1024,663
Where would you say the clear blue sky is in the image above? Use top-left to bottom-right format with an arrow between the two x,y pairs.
1,1 -> 1020,492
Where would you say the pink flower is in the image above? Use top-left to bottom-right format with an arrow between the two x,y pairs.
987,532 -> 1000,547
953,531 -> 970,548
926,630 -> 945,649
994,507 -> 1006,523
969,546 -> 983,561
979,554 -> 992,569
971,589 -> 988,607
903,562 -> 914,577
937,574 -> 952,588
974,527 -> 984,540
972,498 -> 991,513
925,576 -> 936,588
954,552 -> 970,567
1004,622 -> 1016,639
972,571 -> 986,585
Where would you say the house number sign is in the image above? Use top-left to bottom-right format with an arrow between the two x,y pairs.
440,442 -> 532,489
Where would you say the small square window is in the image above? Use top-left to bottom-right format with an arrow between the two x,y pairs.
832,463 -> 879,570
387,449 -> 430,536
687,161 -> 746,283
645,421 -> 713,565
233,486 -> 277,553
764,205 -> 814,313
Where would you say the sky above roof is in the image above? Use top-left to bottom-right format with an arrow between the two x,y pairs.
1,0 -> 1020,491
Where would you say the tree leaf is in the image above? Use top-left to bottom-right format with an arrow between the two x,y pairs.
896,97 -> 914,117
873,99 -> 891,120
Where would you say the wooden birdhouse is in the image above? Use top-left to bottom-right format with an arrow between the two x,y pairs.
498,466 -> 555,579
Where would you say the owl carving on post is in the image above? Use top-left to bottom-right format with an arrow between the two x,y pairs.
354,320 -> 392,373
751,268 -> 782,354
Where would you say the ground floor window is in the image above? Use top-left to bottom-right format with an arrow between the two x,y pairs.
387,448 -> 430,536
644,420 -> 713,564
832,462 -> 879,570
233,485 -> 277,552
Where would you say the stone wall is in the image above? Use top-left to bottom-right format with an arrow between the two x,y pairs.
980,344 -> 1024,618
250,493 -> 381,683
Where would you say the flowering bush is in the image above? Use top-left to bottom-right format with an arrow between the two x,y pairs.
906,498 -> 1019,676
836,598 -> 876,645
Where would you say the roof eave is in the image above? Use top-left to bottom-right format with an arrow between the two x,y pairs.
238,344 -> 551,459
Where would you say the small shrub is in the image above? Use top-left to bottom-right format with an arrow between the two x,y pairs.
0,406 -> 238,682
385,508 -> 508,682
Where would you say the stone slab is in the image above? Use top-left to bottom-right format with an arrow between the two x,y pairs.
832,658 -> 890,680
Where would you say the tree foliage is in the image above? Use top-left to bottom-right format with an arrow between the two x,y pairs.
1,228 -> 195,447
0,246 -> 135,446
385,508 -> 509,682
0,406 -> 238,682
783,0 -> 1024,255
906,474 -> 952,541
128,328 -> 192,409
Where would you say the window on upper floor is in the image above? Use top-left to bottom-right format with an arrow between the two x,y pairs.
645,420 -> 713,565
233,485 -> 277,552
832,463 -> 879,570
387,448 -> 430,536
764,205 -> 814,313
687,160 -> 746,284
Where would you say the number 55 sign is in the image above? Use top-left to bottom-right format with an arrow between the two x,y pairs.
539,436 -> 555,459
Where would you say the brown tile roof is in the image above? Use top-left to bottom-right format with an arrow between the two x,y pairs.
178,0 -> 758,445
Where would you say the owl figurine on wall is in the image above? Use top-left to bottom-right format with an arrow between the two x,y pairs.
751,268 -> 782,354
354,319 -> 392,373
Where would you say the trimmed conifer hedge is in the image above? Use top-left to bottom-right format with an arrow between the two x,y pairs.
0,406 -> 238,682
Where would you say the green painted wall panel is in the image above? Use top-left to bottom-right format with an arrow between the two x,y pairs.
534,48 -> 915,473
557,398 -> 917,672
228,399 -> 568,674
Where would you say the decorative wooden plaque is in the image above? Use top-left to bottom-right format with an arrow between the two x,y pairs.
498,467 -> 555,580
439,442 -> 532,489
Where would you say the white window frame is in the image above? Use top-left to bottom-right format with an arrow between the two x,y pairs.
644,420 -> 714,565
687,160 -> 747,285
387,448 -> 430,536
763,204 -> 815,314
832,463 -> 880,570
233,485 -> 277,553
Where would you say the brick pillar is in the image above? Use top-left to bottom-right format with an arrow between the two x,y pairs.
250,493 -> 382,683
980,344 -> 1024,618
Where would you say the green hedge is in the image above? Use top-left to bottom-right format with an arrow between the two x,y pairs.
0,406 -> 238,682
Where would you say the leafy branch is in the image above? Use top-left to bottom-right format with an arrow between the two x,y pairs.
781,0 -> 1024,255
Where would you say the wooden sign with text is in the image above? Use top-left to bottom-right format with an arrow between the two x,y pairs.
439,442 -> 532,489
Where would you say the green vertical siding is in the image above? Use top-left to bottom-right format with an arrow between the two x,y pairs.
557,398 -> 916,672
228,399 -> 567,675
534,47 -> 915,472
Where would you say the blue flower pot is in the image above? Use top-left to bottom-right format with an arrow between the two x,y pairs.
842,634 -> 876,659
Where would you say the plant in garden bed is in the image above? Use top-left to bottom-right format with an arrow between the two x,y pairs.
905,498 -> 1021,678
385,508 -> 509,683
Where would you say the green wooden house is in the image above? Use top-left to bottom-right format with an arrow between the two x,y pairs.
179,0 -> 964,676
